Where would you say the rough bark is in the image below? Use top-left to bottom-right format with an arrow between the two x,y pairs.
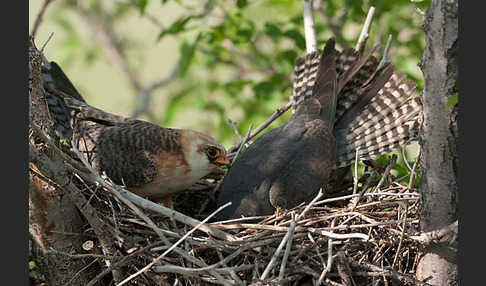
416,0 -> 458,285
29,36 -> 97,286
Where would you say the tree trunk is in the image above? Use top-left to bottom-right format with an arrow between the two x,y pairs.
29,36 -> 97,286
416,0 -> 458,285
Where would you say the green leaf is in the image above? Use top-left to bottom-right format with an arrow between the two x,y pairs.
178,33 -> 203,77
445,93 -> 458,110
236,0 -> 248,8
264,22 -> 283,39
276,49 -> 298,65
134,0 -> 149,15
283,29 -> 306,50
157,15 -> 196,41
252,81 -> 276,99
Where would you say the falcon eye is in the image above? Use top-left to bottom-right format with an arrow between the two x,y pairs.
206,146 -> 220,159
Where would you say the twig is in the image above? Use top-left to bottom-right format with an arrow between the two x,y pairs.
407,150 -> 421,190
302,0 -> 317,54
40,32 -> 54,54
47,248 -> 114,260
375,155 -> 398,191
67,147 -> 231,284
229,102 -> 291,153
214,223 -> 368,240
231,123 -> 253,164
355,6 -> 376,54
347,258 -> 433,286
350,170 -> 378,211
228,119 -> 243,141
69,147 -> 170,243
29,144 -> 123,283
131,62 -> 180,118
217,251 -> 245,285
316,218 -> 336,285
392,203 -> 408,269
299,188 -> 324,219
119,190 -> 238,241
378,34 -> 393,70
63,259 -> 99,286
30,0 -> 52,37
409,220 -> 458,245
117,202 -> 233,286
278,212 -> 297,280
261,215 -> 297,280
352,149 -> 360,195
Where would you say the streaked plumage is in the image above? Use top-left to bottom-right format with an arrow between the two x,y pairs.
42,62 -> 229,208
215,38 -> 422,220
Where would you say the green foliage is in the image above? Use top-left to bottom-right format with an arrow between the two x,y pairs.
39,0 -> 428,154
446,92 -> 458,110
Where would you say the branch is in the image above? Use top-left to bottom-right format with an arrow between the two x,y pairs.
116,202 -> 233,286
30,0 -> 52,37
131,62 -> 180,118
228,102 -> 291,154
355,6 -> 376,54
410,220 -> 458,245
378,34 -> 393,70
302,0 -> 317,54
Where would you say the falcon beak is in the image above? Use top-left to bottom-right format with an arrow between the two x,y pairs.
213,155 -> 230,174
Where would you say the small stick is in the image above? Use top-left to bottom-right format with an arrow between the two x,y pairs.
217,251 -> 245,285
229,102 -> 291,153
298,188 -> 324,219
278,212 -> 298,280
407,150 -> 421,190
40,32 -> 54,54
352,149 -> 360,195
409,220 -> 458,245
378,34 -> 393,70
228,119 -> 243,141
355,6 -> 376,54
302,0 -> 317,54
132,62 -> 180,118
260,222 -> 295,280
231,123 -> 253,164
347,258 -> 433,286
350,170 -> 377,211
117,202 -> 233,286
374,154 -> 398,191
316,218 -> 336,285
392,203 -> 408,269
30,0 -> 52,37
120,190 -> 238,241
70,147 -> 171,243
401,143 -> 414,173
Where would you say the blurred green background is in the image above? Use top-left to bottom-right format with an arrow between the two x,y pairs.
29,0 -> 428,180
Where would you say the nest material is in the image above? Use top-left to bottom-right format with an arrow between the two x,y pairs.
48,149 -> 427,286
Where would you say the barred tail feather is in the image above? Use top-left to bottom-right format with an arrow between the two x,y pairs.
330,53 -> 421,167
336,118 -> 420,162
335,132 -> 418,168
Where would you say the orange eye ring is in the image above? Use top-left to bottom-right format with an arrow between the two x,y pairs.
206,146 -> 220,158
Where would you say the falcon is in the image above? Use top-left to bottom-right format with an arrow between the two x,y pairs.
215,38 -> 422,220
41,61 -> 229,208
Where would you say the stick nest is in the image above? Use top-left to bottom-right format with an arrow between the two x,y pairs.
59,151 -> 426,286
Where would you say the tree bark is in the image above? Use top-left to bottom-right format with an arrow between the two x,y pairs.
29,36 -> 97,286
416,0 -> 458,285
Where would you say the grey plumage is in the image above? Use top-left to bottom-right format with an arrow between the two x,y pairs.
216,39 -> 339,220
291,43 -> 421,168
215,38 -> 422,220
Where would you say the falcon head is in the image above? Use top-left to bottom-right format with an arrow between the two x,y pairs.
182,130 -> 229,182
